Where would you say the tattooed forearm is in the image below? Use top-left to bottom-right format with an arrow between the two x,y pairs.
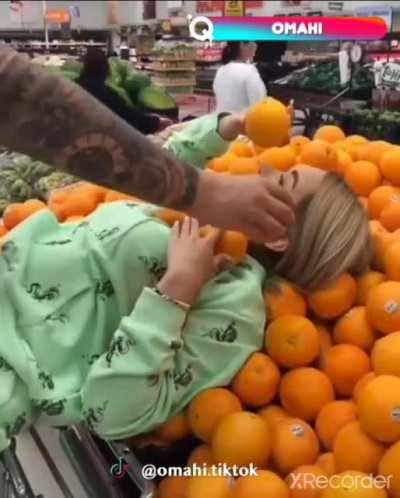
0,46 -> 199,209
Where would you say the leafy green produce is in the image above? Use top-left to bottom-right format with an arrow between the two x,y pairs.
125,73 -> 151,101
137,86 -> 177,111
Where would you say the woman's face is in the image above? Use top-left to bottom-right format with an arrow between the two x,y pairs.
261,164 -> 327,251
241,42 -> 258,61
261,164 -> 327,206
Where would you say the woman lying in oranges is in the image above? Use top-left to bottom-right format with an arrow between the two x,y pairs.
0,111 -> 371,453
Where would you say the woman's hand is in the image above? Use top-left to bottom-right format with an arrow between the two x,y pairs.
157,217 -> 227,306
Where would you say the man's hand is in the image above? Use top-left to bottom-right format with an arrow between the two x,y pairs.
188,171 -> 295,243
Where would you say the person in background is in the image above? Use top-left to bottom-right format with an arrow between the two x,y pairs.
213,41 -> 267,114
77,48 -> 171,135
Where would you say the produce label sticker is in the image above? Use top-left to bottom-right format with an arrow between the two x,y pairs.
384,300 -> 400,315
391,408 -> 400,422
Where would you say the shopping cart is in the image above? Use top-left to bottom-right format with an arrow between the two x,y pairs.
0,426 -> 157,498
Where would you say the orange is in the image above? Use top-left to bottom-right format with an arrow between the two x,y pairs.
271,418 -> 320,475
314,125 -> 346,144
228,156 -> 261,175
232,352 -> 281,408
299,140 -> 337,171
336,149 -> 353,175
264,279 -> 307,319
155,208 -> 185,226
187,445 -> 215,466
357,375 -> 400,443
315,453 -> 336,477
368,186 -> 400,220
155,411 -> 190,443
371,332 -> 400,377
333,421 -> 385,474
0,222 -> 7,237
187,475 -> 233,498
315,400 -> 358,451
229,140 -> 254,157
366,281 -> 400,334
290,135 -> 311,154
188,388 -> 242,443
48,185 -> 99,221
381,148 -> 400,186
258,145 -> 296,171
317,324 -> 333,370
356,271 -> 385,305
231,470 -> 289,498
158,476 -> 188,498
346,135 -> 368,145
357,140 -> 392,165
344,160 -> 382,197
333,306 -> 376,351
371,228 -> 399,271
353,372 -> 376,403
211,411 -> 271,468
280,368 -> 335,422
3,199 -> 47,230
323,344 -> 371,397
208,153 -> 236,173
265,316 -> 320,368
379,441 -> 400,498
341,142 -> 364,161
104,189 -> 135,202
384,241 -> 400,280
381,201 -> 400,232
286,464 -> 327,498
216,230 -> 248,263
258,405 -> 289,432
321,470 -> 388,498
359,197 -> 368,212
308,273 -> 357,320
245,98 -> 291,148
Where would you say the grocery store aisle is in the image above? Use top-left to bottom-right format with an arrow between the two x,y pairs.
16,426 -> 86,498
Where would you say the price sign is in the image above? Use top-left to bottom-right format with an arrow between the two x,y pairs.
380,62 -> 400,90
45,10 -> 70,24
224,1 -> 245,16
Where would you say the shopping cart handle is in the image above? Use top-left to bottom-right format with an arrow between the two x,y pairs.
0,439 -> 37,498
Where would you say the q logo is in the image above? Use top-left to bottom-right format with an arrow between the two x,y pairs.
187,15 -> 214,44
110,457 -> 129,479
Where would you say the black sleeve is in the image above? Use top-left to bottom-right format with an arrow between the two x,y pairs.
106,88 -> 160,135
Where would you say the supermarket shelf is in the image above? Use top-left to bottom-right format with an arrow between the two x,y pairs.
152,67 -> 196,72
152,57 -> 195,62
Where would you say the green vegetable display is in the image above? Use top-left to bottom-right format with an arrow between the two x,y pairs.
282,62 -> 374,97
351,109 -> 400,143
0,151 -> 77,215
137,86 -> 177,112
53,57 -> 177,115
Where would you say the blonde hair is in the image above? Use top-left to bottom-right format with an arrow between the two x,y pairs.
275,173 -> 373,292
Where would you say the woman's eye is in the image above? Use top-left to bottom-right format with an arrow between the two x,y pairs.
291,170 -> 299,190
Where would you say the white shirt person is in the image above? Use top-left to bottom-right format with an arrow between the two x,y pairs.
213,41 -> 267,114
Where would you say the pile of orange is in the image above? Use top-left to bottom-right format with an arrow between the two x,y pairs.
3,102 -> 400,498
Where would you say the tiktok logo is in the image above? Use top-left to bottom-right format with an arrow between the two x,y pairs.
110,457 -> 130,479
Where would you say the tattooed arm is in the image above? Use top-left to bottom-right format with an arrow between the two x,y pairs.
0,47 -> 294,242
0,46 -> 197,210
